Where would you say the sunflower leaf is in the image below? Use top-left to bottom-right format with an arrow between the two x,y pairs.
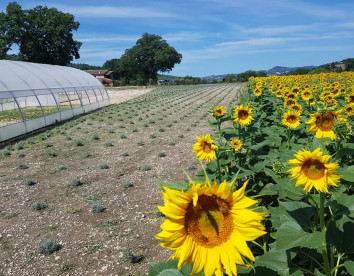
338,143 -> 354,157
326,215 -> 354,254
156,180 -> 188,192
344,260 -> 354,275
337,165 -> 354,182
275,221 -> 324,250
254,248 -> 290,273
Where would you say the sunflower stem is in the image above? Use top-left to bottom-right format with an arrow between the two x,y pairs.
216,151 -> 222,183
287,127 -> 291,149
319,192 -> 331,276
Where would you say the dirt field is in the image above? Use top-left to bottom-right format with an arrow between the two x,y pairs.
0,84 -> 243,276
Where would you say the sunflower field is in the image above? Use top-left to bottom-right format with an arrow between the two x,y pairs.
151,72 -> 354,276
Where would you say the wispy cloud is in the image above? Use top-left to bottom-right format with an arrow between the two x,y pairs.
200,0 -> 349,19
57,5 -> 176,18
181,34 -> 347,63
163,31 -> 208,42
77,35 -> 139,43
232,24 -> 320,36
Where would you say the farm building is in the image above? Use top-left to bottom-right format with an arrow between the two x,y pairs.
0,60 -> 110,142
84,70 -> 114,86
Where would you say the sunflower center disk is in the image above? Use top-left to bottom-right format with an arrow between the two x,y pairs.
301,159 -> 325,180
201,141 -> 212,153
316,112 -> 335,131
238,110 -> 249,120
185,195 -> 233,248
287,115 -> 297,123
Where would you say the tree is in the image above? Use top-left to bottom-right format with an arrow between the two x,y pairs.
0,2 -> 81,65
104,33 -> 182,85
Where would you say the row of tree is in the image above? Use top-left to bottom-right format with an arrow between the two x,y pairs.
222,70 -> 267,83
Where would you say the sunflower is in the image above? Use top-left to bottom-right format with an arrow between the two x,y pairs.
156,179 -> 266,276
282,110 -> 301,129
345,104 -> 354,116
253,88 -> 262,97
233,104 -> 254,126
213,106 -> 226,118
346,93 -> 354,104
290,103 -> 303,115
231,138 -> 242,152
301,90 -> 313,102
284,98 -> 296,108
307,110 -> 346,140
193,135 -> 218,162
287,148 -> 340,193
275,90 -> 283,98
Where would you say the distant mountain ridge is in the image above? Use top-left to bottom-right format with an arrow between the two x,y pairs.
267,65 -> 317,76
201,65 -> 317,81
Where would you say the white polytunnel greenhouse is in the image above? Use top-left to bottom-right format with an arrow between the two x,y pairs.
0,60 -> 110,142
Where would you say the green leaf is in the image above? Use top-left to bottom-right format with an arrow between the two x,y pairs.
279,201 -> 317,228
254,248 -> 289,273
157,269 -> 184,276
264,172 -> 305,200
326,215 -> 354,254
156,180 -> 188,192
313,269 -> 326,276
149,260 -> 204,276
149,260 -> 179,276
180,264 -> 204,276
338,143 -> 354,157
337,165 -> 354,182
276,221 -> 324,250
311,138 -> 329,152
260,183 -> 278,195
344,260 -> 354,275
327,193 -> 354,217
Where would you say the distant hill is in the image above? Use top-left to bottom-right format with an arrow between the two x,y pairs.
201,65 -> 318,81
266,65 -> 317,75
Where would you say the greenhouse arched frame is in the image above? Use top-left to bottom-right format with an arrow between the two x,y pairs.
0,60 -> 110,143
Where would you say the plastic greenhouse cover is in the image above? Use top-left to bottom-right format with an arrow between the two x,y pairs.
0,60 -> 103,94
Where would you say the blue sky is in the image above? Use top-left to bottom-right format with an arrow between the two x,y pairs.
2,0 -> 354,77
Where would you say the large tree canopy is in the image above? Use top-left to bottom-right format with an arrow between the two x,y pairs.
0,2 -> 81,65
103,33 -> 182,85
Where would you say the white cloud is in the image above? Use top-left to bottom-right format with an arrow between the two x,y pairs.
163,31 -> 208,42
232,24 -> 320,36
58,5 -> 176,19
77,35 -> 139,43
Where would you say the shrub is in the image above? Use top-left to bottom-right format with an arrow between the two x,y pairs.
17,142 -> 25,150
18,163 -> 28,170
123,249 -> 144,263
99,163 -> 109,169
75,140 -> 84,146
140,164 -> 152,171
26,179 -> 37,186
48,152 -> 57,157
158,152 -> 166,157
137,141 -> 144,146
70,178 -> 83,187
123,181 -> 134,188
38,240 -> 62,255
91,202 -> 106,213
105,141 -> 114,147
31,202 -> 47,211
